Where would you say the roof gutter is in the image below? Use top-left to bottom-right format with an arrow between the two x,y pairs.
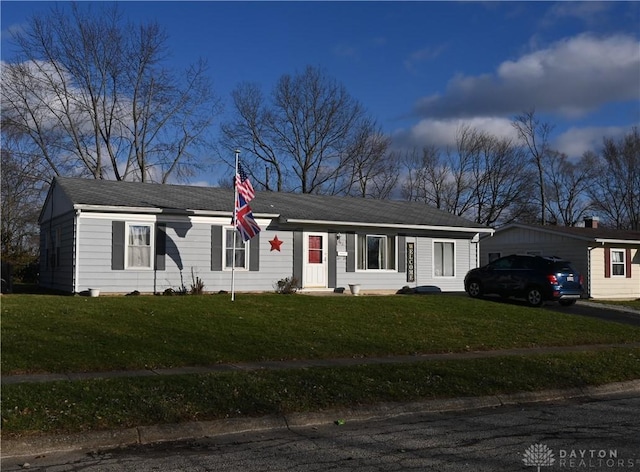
595,238 -> 640,245
280,217 -> 494,234
73,204 -> 280,219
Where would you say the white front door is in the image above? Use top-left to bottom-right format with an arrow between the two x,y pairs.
303,232 -> 327,288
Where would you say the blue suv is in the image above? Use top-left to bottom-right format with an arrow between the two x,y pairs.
464,254 -> 584,307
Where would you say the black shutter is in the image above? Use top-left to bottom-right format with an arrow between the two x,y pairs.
111,221 -> 125,270
249,233 -> 260,271
155,223 -> 166,271
346,233 -> 356,272
211,226 -> 223,271
293,231 -> 303,283
397,235 -> 406,272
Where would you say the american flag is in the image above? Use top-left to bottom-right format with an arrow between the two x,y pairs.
235,162 -> 255,203
234,193 -> 261,241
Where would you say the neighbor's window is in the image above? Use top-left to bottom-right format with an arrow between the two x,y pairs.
434,241 -> 455,277
611,249 -> 625,276
126,224 -> 152,269
45,228 -> 60,269
488,252 -> 501,263
224,228 -> 247,269
357,234 -> 395,270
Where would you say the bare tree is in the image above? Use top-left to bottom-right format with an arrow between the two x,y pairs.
401,146 -> 449,209
543,151 -> 596,226
1,2 -> 219,183
1,132 -> 47,279
588,128 -> 640,230
401,126 -> 534,226
221,66 -> 387,195
512,109 -> 554,225
341,120 -> 397,198
469,133 -> 534,226
221,82 -> 286,191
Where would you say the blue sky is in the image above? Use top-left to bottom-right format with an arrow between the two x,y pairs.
2,1 -> 639,185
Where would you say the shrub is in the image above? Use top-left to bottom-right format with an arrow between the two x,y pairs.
190,277 -> 205,295
274,276 -> 299,294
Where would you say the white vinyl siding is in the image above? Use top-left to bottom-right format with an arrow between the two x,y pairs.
74,214 -> 288,294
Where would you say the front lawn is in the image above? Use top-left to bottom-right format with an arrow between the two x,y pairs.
3,293 -> 640,374
3,293 -> 640,438
3,349 -> 640,436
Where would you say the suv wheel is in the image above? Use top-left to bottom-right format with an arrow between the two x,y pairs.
526,287 -> 544,307
467,280 -> 482,298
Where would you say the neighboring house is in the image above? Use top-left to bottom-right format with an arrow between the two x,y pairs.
39,177 -> 493,295
480,220 -> 640,300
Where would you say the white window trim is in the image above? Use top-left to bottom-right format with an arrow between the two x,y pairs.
611,249 -> 626,277
433,239 -> 456,278
124,222 -> 154,270
356,234 -> 397,272
223,227 -> 249,271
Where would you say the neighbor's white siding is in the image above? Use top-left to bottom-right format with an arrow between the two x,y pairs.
481,227 -> 640,299
39,211 -> 75,292
481,227 -> 590,293
590,246 -> 640,299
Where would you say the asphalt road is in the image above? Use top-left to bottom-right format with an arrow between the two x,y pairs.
4,394 -> 639,472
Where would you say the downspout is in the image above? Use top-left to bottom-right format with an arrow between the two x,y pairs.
587,246 -> 593,299
73,209 -> 81,294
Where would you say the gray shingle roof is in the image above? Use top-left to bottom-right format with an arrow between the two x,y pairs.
499,223 -> 640,243
52,177 -> 490,230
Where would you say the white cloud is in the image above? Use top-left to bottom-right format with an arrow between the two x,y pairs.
392,116 -> 517,150
541,2 -> 612,27
553,125 -> 630,158
393,117 -> 636,160
413,33 -> 640,119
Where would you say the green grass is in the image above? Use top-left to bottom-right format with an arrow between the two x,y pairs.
3,294 -> 640,374
3,294 -> 640,438
3,348 -> 640,437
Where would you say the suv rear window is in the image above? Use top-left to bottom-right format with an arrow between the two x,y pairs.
551,261 -> 574,272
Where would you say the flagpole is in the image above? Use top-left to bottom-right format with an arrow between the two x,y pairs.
231,150 -> 239,302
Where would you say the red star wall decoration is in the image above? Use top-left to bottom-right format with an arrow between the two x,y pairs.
269,235 -> 283,252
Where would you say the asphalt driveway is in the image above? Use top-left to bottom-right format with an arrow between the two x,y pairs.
547,300 -> 640,326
